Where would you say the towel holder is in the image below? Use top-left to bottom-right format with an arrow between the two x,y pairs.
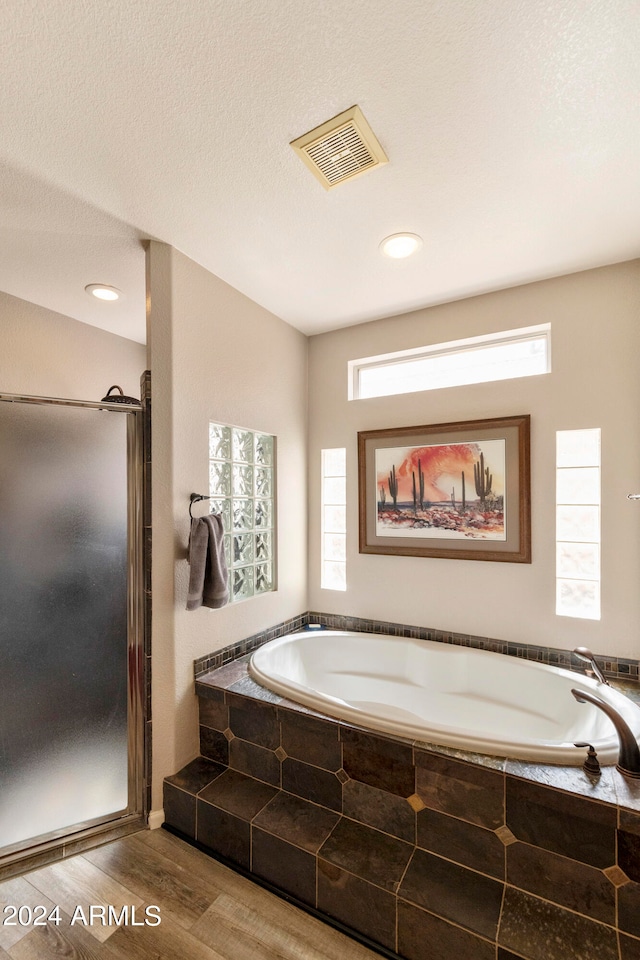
189,493 -> 211,519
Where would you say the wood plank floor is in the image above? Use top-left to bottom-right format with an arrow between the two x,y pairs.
0,829 -> 382,960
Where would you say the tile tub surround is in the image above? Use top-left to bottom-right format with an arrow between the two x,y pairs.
193,611 -> 640,684
163,660 -> 640,960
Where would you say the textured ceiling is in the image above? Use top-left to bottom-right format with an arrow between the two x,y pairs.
0,0 -> 639,344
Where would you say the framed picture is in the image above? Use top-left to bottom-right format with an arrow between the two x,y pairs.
358,415 -> 531,563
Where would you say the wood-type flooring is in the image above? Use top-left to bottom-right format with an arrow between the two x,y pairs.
0,829 -> 380,960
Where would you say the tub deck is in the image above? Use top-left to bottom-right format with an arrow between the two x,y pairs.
162,654 -> 640,960
248,630 -> 640,765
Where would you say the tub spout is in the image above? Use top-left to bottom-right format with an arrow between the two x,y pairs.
572,646 -> 609,685
571,688 -> 640,778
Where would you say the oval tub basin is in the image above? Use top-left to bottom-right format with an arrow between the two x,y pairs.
249,630 -> 640,765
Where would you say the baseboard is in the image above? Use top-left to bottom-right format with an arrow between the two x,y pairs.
147,809 -> 165,830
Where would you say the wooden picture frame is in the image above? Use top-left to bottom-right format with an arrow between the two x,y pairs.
358,414 -> 531,563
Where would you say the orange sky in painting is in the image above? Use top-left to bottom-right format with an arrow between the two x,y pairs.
376,441 -> 503,502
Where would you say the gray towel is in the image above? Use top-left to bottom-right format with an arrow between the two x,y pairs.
186,515 -> 229,610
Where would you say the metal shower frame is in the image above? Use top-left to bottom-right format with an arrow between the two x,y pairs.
0,391 -> 147,871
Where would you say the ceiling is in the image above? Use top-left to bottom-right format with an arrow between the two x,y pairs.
0,0 -> 638,345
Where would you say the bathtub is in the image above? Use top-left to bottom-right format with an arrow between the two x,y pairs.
249,630 -> 640,765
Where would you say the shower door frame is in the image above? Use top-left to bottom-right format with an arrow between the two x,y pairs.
0,391 -> 147,870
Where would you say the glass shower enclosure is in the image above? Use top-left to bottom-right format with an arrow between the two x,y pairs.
0,392 -> 144,862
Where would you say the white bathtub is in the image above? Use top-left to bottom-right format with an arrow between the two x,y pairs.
249,630 -> 640,765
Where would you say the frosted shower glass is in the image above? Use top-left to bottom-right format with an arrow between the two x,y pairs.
0,401 -> 130,851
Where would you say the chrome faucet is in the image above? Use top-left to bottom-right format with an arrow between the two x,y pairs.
571,688 -> 640,778
572,646 -> 609,685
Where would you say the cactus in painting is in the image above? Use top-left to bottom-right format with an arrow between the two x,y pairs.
412,471 -> 417,515
474,452 -> 493,507
461,470 -> 466,513
389,464 -> 398,510
418,458 -> 425,511
379,485 -> 386,506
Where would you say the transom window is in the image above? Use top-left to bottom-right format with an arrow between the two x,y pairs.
348,324 -> 551,400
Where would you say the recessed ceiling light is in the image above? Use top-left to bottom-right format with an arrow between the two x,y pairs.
379,233 -> 423,259
85,283 -> 121,301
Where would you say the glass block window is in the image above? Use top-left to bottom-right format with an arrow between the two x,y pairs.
321,448 -> 346,591
209,422 -> 276,602
556,429 -> 601,620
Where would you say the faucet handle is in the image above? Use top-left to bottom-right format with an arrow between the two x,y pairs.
572,688 -> 640,777
574,742 -> 602,777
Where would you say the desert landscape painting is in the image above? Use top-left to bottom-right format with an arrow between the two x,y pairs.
375,439 -> 506,540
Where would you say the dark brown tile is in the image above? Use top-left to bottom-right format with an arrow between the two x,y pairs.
196,801 -> 250,870
198,768 -> 277,821
507,841 -> 614,923
164,756 -> 226,795
343,779 -> 415,843
227,694 -> 280,749
253,791 -> 339,853
199,696 -> 229,731
280,710 -> 342,771
415,750 -> 504,829
199,724 -> 229,765
229,737 -> 280,786
319,817 -> 412,892
621,808 -> 640,835
619,880 -> 640,938
499,886 -> 618,960
342,728 -> 415,797
398,899 -> 494,960
506,777 -> 616,868
251,827 -> 316,907
417,806 -> 504,879
399,848 -> 503,941
498,950 -> 528,960
281,757 -> 342,811
621,932 -> 640,960
317,858 -> 396,951
619,829 -> 640,882
505,758 -> 617,805
163,782 -> 195,838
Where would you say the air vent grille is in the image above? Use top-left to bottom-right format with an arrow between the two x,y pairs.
305,122 -> 375,184
291,105 -> 387,190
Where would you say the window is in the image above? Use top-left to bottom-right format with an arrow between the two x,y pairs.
348,324 -> 551,400
556,429 -> 601,620
321,448 -> 346,590
209,422 -> 276,602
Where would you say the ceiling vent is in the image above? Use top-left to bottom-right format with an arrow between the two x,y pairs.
290,105 -> 388,190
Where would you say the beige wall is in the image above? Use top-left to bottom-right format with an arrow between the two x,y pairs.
147,242 -> 308,811
8,258 -> 639,815
308,261 -> 640,661
0,290 -> 145,400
